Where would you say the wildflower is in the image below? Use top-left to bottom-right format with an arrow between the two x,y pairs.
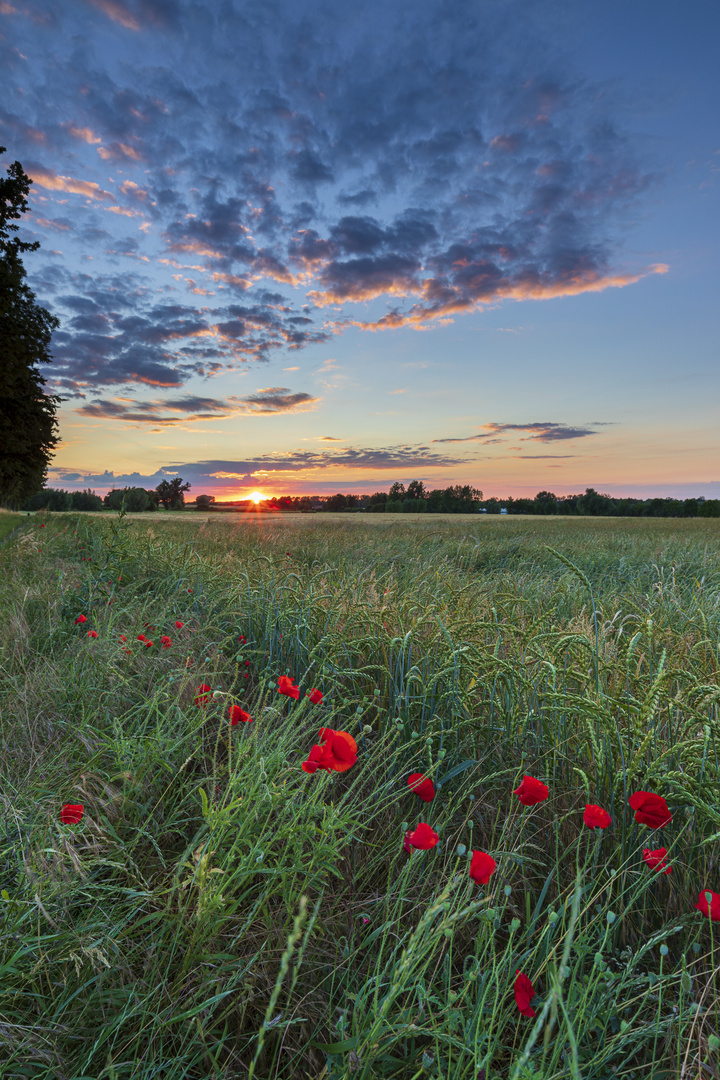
407,773 -> 436,801
277,675 -> 300,700
122,647 -> 132,654
403,822 -> 440,853
302,728 -> 357,773
137,634 -> 146,641
175,620 -> 184,629
144,623 -> 155,631
583,804 -> 611,829
244,673 -> 249,679
469,850 -> 497,884
160,636 -> 172,648
628,792 -> 672,828
118,635 -> 127,643
514,971 -> 536,1018
87,630 -> 98,639
239,635 -> 246,644
74,614 -> 87,625
245,660 -> 250,667
229,704 -> 253,725
194,684 -> 212,707
513,776 -> 549,806
40,523 -> 45,528
695,889 -> 720,921
307,688 -> 323,704
60,804 -> 84,824
144,640 -> 154,648
643,847 -> 672,875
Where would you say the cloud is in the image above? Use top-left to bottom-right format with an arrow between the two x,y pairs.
3,0 -> 670,384
433,421 -> 601,443
237,387 -> 319,414
74,387 -> 319,423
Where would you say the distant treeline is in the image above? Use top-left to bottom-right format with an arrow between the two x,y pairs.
21,481 -> 720,517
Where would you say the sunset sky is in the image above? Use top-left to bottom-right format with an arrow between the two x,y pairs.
2,0 -> 718,499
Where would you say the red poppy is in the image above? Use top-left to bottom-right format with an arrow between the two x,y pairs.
144,623 -> 155,630
513,776 -> 549,806
278,675 -> 300,700
194,684 -> 212,707
514,971 -> 536,1018
60,804 -> 84,824
245,660 -> 250,666
122,647 -> 132,654
628,792 -> 672,828
175,621 -> 184,629
302,728 -> 357,773
137,634 -> 146,641
229,704 -> 253,725
239,635 -> 246,643
583,804 -> 611,829
87,630 -> 98,639
40,523 -> 45,528
403,822 -> 439,852
643,847 -> 672,875
307,688 -> 323,704
118,634 -> 127,643
470,850 -> 497,884
160,636 -> 172,648
244,673 -> 250,679
408,773 -> 435,802
144,640 -> 154,648
74,614 -> 87,625
695,889 -> 720,921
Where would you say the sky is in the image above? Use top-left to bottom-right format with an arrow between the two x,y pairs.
2,0 -> 718,500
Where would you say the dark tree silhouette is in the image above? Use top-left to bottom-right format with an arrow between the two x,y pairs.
0,147 -> 61,506
154,477 -> 191,509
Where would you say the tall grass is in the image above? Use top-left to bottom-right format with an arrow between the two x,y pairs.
0,511 -> 719,1078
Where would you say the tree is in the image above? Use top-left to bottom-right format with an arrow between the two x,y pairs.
0,148 -> 61,506
406,480 -> 426,500
195,494 -> 215,510
104,487 -> 151,512
154,477 -> 191,510
70,489 -> 103,511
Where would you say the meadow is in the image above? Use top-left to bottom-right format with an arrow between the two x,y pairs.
1,510 -> 719,1080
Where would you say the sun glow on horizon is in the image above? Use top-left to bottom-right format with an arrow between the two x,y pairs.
249,491 -> 266,504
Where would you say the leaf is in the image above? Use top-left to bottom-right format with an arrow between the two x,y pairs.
436,759 -> 477,788
199,787 -> 209,818
310,1037 -> 359,1054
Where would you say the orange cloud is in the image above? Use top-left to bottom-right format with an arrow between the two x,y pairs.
66,126 -> 102,144
29,166 -> 113,201
86,0 -> 140,30
98,142 -> 143,162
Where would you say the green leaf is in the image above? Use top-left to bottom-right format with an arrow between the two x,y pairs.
309,1037 -> 359,1054
436,759 -> 477,788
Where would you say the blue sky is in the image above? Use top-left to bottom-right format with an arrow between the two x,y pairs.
2,0 -> 718,498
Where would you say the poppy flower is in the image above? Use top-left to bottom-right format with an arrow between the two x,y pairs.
408,773 -> 436,802
74,614 -> 87,625
277,675 -> 300,700
144,640 -> 154,648
40,523 -> 45,528
514,971 -> 536,1018
239,636 -> 246,644
194,684 -> 212,707
307,688 -> 323,704
160,636 -> 172,648
470,850 -> 497,885
628,792 -> 672,828
245,660 -> 250,667
118,634 -> 127,643
403,822 -> 439,853
302,728 -> 357,773
175,621 -> 184,629
144,623 -> 155,631
229,704 -> 253,725
643,847 -> 672,875
60,804 -> 84,824
137,634 -> 146,642
583,804 -> 611,829
244,673 -> 250,679
122,647 -> 132,654
695,889 -> 720,921
87,630 -> 98,639
513,776 -> 549,806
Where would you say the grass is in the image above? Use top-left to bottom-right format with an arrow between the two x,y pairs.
0,509 -> 25,543
1,509 -> 719,1079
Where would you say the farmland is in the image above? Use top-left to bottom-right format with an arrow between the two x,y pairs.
1,512 -> 719,1079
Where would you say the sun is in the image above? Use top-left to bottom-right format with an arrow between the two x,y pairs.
249,491 -> 266,504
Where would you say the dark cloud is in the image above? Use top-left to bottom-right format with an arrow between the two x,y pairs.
2,0 -> 667,392
433,422 -> 600,444
74,387 -> 319,423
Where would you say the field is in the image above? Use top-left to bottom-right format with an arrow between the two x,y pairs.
1,511 -> 719,1079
